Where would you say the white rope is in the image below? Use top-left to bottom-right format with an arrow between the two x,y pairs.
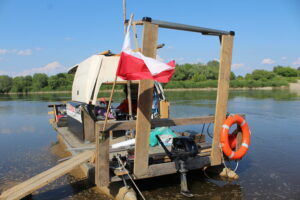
219,144 -> 239,175
233,160 -> 239,172
116,156 -> 146,200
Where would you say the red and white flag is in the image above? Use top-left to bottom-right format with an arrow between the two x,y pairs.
116,20 -> 176,83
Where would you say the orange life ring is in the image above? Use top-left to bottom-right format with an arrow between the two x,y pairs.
220,114 -> 251,160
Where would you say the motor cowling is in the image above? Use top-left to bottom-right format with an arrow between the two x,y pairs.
171,136 -> 198,159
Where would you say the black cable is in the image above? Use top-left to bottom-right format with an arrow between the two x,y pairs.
201,123 -> 206,134
207,123 -> 213,138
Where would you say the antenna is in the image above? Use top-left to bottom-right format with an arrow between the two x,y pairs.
123,0 -> 127,33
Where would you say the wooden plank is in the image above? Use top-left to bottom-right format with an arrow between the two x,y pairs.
146,156 -> 210,178
159,100 -> 169,118
211,34 -> 234,166
134,22 -> 158,178
96,115 -> 215,131
0,151 -> 93,200
111,156 -> 210,182
95,125 -> 110,187
82,108 -> 95,142
53,105 -> 58,122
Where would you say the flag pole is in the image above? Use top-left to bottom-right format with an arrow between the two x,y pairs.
101,14 -> 134,138
123,3 -> 134,122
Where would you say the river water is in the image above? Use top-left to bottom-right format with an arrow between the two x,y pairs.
0,89 -> 299,199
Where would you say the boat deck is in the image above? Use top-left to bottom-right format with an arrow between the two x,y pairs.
52,123 -> 212,182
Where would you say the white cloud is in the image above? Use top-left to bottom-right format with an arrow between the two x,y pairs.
292,57 -> 300,66
17,49 -> 32,56
261,58 -> 275,64
17,61 -> 65,76
232,63 -> 245,70
194,58 -> 202,63
0,48 -> 34,56
281,56 -> 287,60
0,49 -> 8,55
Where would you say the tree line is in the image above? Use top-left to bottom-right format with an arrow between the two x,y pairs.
0,61 -> 299,93
0,73 -> 74,93
166,61 -> 300,88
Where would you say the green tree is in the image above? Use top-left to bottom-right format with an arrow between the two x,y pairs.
251,70 -> 275,80
207,60 -> 219,68
48,73 -> 73,90
48,75 -> 60,89
32,73 -> 48,90
24,75 -> 32,92
172,65 -> 189,81
11,76 -> 25,92
273,66 -> 299,77
0,75 -> 13,93
230,72 -> 236,80
192,73 -> 206,82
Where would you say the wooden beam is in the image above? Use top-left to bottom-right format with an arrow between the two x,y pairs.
134,22 -> 158,178
96,116 -> 216,131
95,125 -> 110,187
82,108 -> 95,142
0,151 -> 93,200
111,156 -> 210,182
211,35 -> 234,166
159,100 -> 169,118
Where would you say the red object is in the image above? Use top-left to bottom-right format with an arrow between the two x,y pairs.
228,133 -> 237,149
220,114 -> 251,160
56,114 -> 64,121
117,99 -> 137,114
116,52 -> 176,83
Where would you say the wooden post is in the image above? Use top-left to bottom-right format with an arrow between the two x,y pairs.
95,124 -> 110,187
133,22 -> 158,177
53,105 -> 58,122
95,75 -> 117,187
82,108 -> 95,142
211,35 -> 234,166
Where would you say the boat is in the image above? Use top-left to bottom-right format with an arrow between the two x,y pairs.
48,16 -> 246,199
1,16 -> 250,200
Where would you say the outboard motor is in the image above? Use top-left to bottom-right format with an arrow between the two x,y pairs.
156,135 -> 199,197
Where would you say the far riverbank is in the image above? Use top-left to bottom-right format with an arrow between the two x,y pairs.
3,85 -> 294,95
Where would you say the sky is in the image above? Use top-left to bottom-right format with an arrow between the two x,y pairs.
0,0 -> 299,76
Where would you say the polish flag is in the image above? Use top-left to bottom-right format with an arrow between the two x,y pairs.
116,22 -> 176,83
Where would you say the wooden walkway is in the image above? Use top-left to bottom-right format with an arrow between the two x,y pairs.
0,150 -> 94,200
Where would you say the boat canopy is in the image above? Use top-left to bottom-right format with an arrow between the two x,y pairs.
69,54 -> 122,105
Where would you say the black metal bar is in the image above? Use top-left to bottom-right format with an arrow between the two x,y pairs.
142,17 -> 234,36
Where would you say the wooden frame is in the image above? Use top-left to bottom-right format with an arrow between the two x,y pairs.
134,22 -> 158,177
94,19 -> 234,186
211,35 -> 234,165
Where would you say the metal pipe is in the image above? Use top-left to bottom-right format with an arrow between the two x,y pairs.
142,17 -> 234,36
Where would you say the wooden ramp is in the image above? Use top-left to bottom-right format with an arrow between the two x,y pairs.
0,151 -> 94,200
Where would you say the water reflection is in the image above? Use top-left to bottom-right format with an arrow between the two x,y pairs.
0,89 -> 299,199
